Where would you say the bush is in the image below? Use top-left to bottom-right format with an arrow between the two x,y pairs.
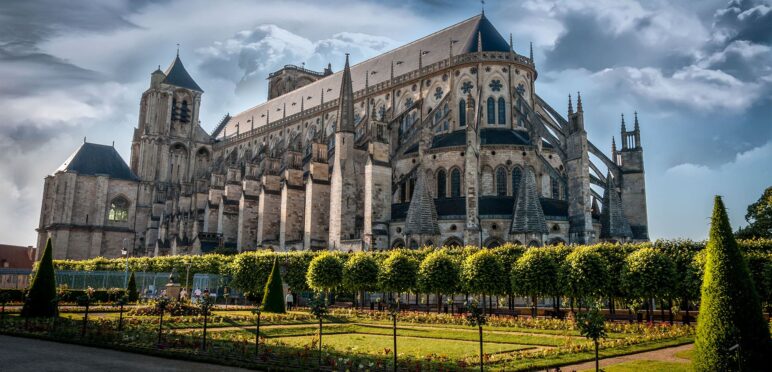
126,271 -> 138,302
306,253 -> 344,292
128,299 -> 201,316
229,252 -> 274,297
378,250 -> 419,294
261,259 -> 286,313
21,238 -> 58,318
694,196 -> 771,371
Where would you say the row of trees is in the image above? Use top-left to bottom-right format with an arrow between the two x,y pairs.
46,239 -> 772,319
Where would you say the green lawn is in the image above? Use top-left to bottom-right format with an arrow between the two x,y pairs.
674,348 -> 694,361
581,360 -> 692,372
272,332 -> 535,359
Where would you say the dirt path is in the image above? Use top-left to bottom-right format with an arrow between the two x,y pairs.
171,322 -> 325,333
353,323 -> 580,339
558,343 -> 693,371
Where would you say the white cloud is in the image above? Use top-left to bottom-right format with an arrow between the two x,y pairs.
593,65 -> 762,110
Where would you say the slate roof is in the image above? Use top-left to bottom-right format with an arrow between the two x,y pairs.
431,129 -> 543,149
221,14 -> 516,138
510,168 -> 548,234
163,55 -> 203,92
57,142 -> 139,181
404,172 -> 440,235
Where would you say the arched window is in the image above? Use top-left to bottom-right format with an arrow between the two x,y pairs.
498,97 -> 506,124
436,169 -> 447,198
459,99 -> 466,127
512,167 -> 523,196
487,97 -> 495,124
495,167 -> 507,196
409,239 -> 419,249
450,168 -> 461,197
551,176 -> 560,199
108,197 -> 129,222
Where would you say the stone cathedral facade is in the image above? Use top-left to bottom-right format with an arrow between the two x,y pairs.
37,14 -> 648,259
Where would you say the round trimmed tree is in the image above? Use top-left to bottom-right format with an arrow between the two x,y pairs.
563,247 -> 609,309
343,253 -> 379,309
306,253 -> 344,294
378,251 -> 419,296
694,196 -> 771,371
21,238 -> 58,318
462,250 -> 504,312
622,247 -> 675,322
512,248 -> 560,317
418,250 -> 460,312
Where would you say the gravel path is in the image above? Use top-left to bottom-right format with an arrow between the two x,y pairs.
0,335 -> 250,372
557,343 -> 693,371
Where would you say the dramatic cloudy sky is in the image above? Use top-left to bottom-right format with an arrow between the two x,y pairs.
1,0 -> 770,246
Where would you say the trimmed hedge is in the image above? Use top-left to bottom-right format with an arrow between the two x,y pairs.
0,288 -> 126,303
261,259 -> 285,313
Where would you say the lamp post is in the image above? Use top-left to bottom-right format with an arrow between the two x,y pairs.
121,238 -> 129,288
185,260 -> 192,294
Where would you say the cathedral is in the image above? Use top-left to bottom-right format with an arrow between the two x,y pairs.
36,14 -> 648,259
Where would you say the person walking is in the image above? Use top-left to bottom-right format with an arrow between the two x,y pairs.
285,291 -> 294,311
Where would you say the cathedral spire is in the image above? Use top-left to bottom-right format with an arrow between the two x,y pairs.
611,136 -> 617,154
576,91 -> 583,113
568,94 -> 573,116
509,33 -> 514,52
529,42 -> 534,62
621,113 -> 627,132
634,111 -> 640,131
337,54 -> 355,133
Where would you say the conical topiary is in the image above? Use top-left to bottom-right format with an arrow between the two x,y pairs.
261,258 -> 286,313
694,196 -> 771,371
127,271 -> 138,302
21,238 -> 58,318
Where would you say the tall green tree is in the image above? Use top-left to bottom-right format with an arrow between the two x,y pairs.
343,253 -> 379,309
418,250 -> 460,312
695,196 -> 771,371
126,271 -> 139,302
261,258 -> 286,313
21,238 -> 58,318
735,186 -> 772,238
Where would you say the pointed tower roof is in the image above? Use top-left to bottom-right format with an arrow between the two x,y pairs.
336,54 -> 355,133
57,142 -> 138,181
510,168 -> 548,234
467,14 -> 511,53
163,55 -> 203,92
404,173 -> 440,236
600,174 -> 633,239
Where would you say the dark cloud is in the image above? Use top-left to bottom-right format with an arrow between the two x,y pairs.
714,0 -> 772,44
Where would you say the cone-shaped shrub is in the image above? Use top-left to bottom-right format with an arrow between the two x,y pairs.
127,271 -> 138,302
694,196 -> 771,371
21,238 -> 58,317
261,259 -> 286,313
